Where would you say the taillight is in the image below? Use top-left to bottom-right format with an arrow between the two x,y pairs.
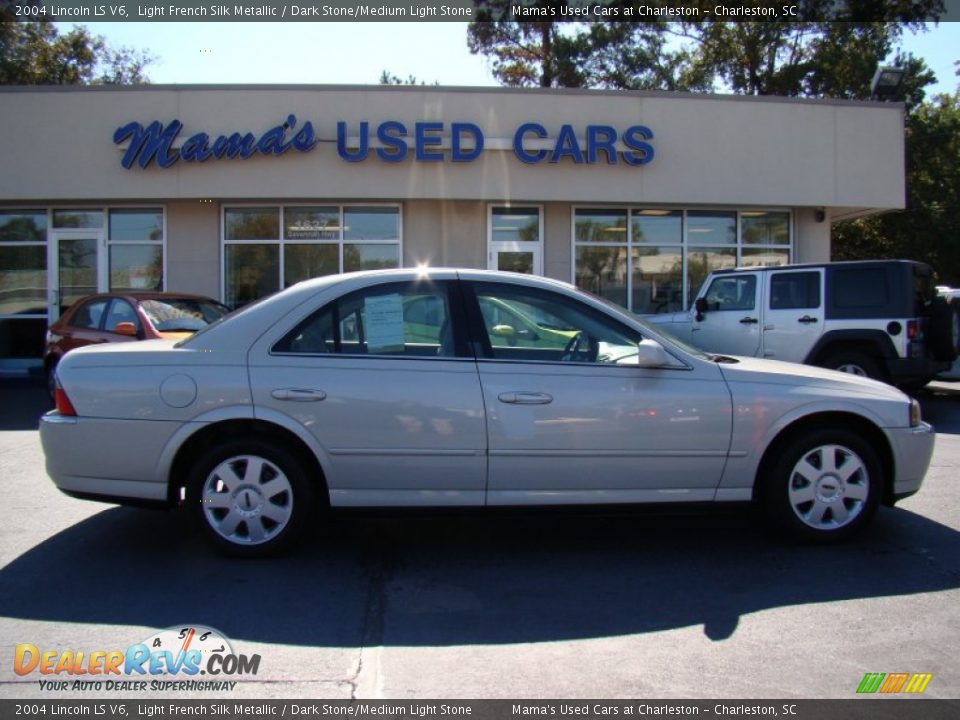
54,383 -> 77,416
907,320 -> 918,340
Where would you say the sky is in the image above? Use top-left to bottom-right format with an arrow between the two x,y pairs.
60,21 -> 959,96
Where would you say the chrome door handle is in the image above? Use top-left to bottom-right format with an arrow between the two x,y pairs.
271,388 -> 327,402
498,391 -> 553,405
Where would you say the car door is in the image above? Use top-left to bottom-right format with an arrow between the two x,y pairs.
691,272 -> 762,356
462,279 -> 732,505
248,278 -> 488,507
760,269 -> 824,362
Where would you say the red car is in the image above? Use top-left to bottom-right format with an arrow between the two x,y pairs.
44,292 -> 230,396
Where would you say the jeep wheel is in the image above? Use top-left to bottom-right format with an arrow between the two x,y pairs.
762,428 -> 882,542
820,351 -> 883,381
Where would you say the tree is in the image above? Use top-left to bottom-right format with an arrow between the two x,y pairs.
378,71 -> 437,86
682,16 -> 939,107
0,19 -> 152,85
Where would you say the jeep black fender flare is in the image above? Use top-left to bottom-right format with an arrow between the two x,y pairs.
803,330 -> 898,366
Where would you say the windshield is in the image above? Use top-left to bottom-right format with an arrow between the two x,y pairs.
139,298 -> 230,333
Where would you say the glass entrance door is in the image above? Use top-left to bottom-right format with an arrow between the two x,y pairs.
489,244 -> 542,274
49,232 -> 103,321
487,206 -> 543,275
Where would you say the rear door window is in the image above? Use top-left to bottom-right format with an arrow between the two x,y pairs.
770,271 -> 821,310
67,299 -> 108,329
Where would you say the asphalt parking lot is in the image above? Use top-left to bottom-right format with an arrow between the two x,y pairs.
0,378 -> 958,700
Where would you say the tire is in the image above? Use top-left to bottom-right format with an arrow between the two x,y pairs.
186,438 -> 318,557
928,296 -> 958,362
819,350 -> 884,381
761,428 -> 882,543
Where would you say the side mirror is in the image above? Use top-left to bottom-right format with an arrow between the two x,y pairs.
491,324 -> 516,339
635,339 -> 671,368
694,297 -> 708,322
114,322 -> 138,337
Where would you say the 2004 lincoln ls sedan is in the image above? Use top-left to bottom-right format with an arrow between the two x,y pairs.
41,269 -> 936,556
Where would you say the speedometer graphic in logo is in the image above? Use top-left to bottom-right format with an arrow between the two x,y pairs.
142,624 -> 233,672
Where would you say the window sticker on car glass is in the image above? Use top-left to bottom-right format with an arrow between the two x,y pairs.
364,293 -> 405,353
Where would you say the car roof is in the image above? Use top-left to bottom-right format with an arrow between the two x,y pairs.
67,291 -> 225,305
711,259 -> 932,276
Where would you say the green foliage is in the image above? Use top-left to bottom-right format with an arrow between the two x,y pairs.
0,19 -> 152,85
378,71 -> 438,86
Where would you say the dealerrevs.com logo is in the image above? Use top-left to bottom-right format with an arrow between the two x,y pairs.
14,625 -> 260,692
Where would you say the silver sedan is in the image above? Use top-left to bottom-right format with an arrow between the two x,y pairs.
40,269 -> 936,556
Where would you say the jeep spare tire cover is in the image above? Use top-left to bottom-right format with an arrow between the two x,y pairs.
928,296 -> 958,362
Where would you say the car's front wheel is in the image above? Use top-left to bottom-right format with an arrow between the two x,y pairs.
762,428 -> 882,542
186,439 -> 317,557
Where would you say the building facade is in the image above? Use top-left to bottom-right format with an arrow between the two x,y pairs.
0,85 -> 905,372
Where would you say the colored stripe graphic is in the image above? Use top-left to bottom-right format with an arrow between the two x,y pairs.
857,673 -> 885,693
904,674 -> 933,693
856,672 -> 932,694
880,673 -> 910,693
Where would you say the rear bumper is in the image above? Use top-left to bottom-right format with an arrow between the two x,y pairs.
885,421 -> 936,503
39,412 -> 176,504
886,357 -> 950,383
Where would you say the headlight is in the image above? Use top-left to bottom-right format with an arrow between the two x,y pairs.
910,398 -> 922,427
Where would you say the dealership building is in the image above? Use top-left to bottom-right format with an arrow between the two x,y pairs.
0,84 -> 905,372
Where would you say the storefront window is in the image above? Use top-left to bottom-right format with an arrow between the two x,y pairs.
575,246 -> 628,308
741,212 -> 790,245
284,207 -> 339,240
225,244 -> 280,308
0,210 -> 46,242
687,211 -> 736,245
109,208 -> 164,242
53,210 -> 104,229
344,243 -> 400,272
224,205 -> 401,308
574,208 -> 791,313
284,244 -> 338,286
575,209 -> 628,243
345,207 -> 400,240
108,209 -> 164,291
225,207 -> 280,241
491,207 -> 541,243
0,246 -> 46,315
110,245 -> 163,291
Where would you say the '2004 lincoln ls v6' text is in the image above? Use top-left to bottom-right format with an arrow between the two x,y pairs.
40,269 -> 935,556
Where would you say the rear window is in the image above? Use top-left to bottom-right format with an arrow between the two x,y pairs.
140,298 -> 229,332
833,269 -> 889,309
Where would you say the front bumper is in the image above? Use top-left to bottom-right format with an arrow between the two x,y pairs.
885,421 -> 936,503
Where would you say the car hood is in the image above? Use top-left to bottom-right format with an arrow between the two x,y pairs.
716,355 -> 908,400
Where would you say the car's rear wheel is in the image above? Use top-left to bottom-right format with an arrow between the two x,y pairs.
762,428 -> 882,542
186,438 -> 317,557
819,350 -> 883,381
